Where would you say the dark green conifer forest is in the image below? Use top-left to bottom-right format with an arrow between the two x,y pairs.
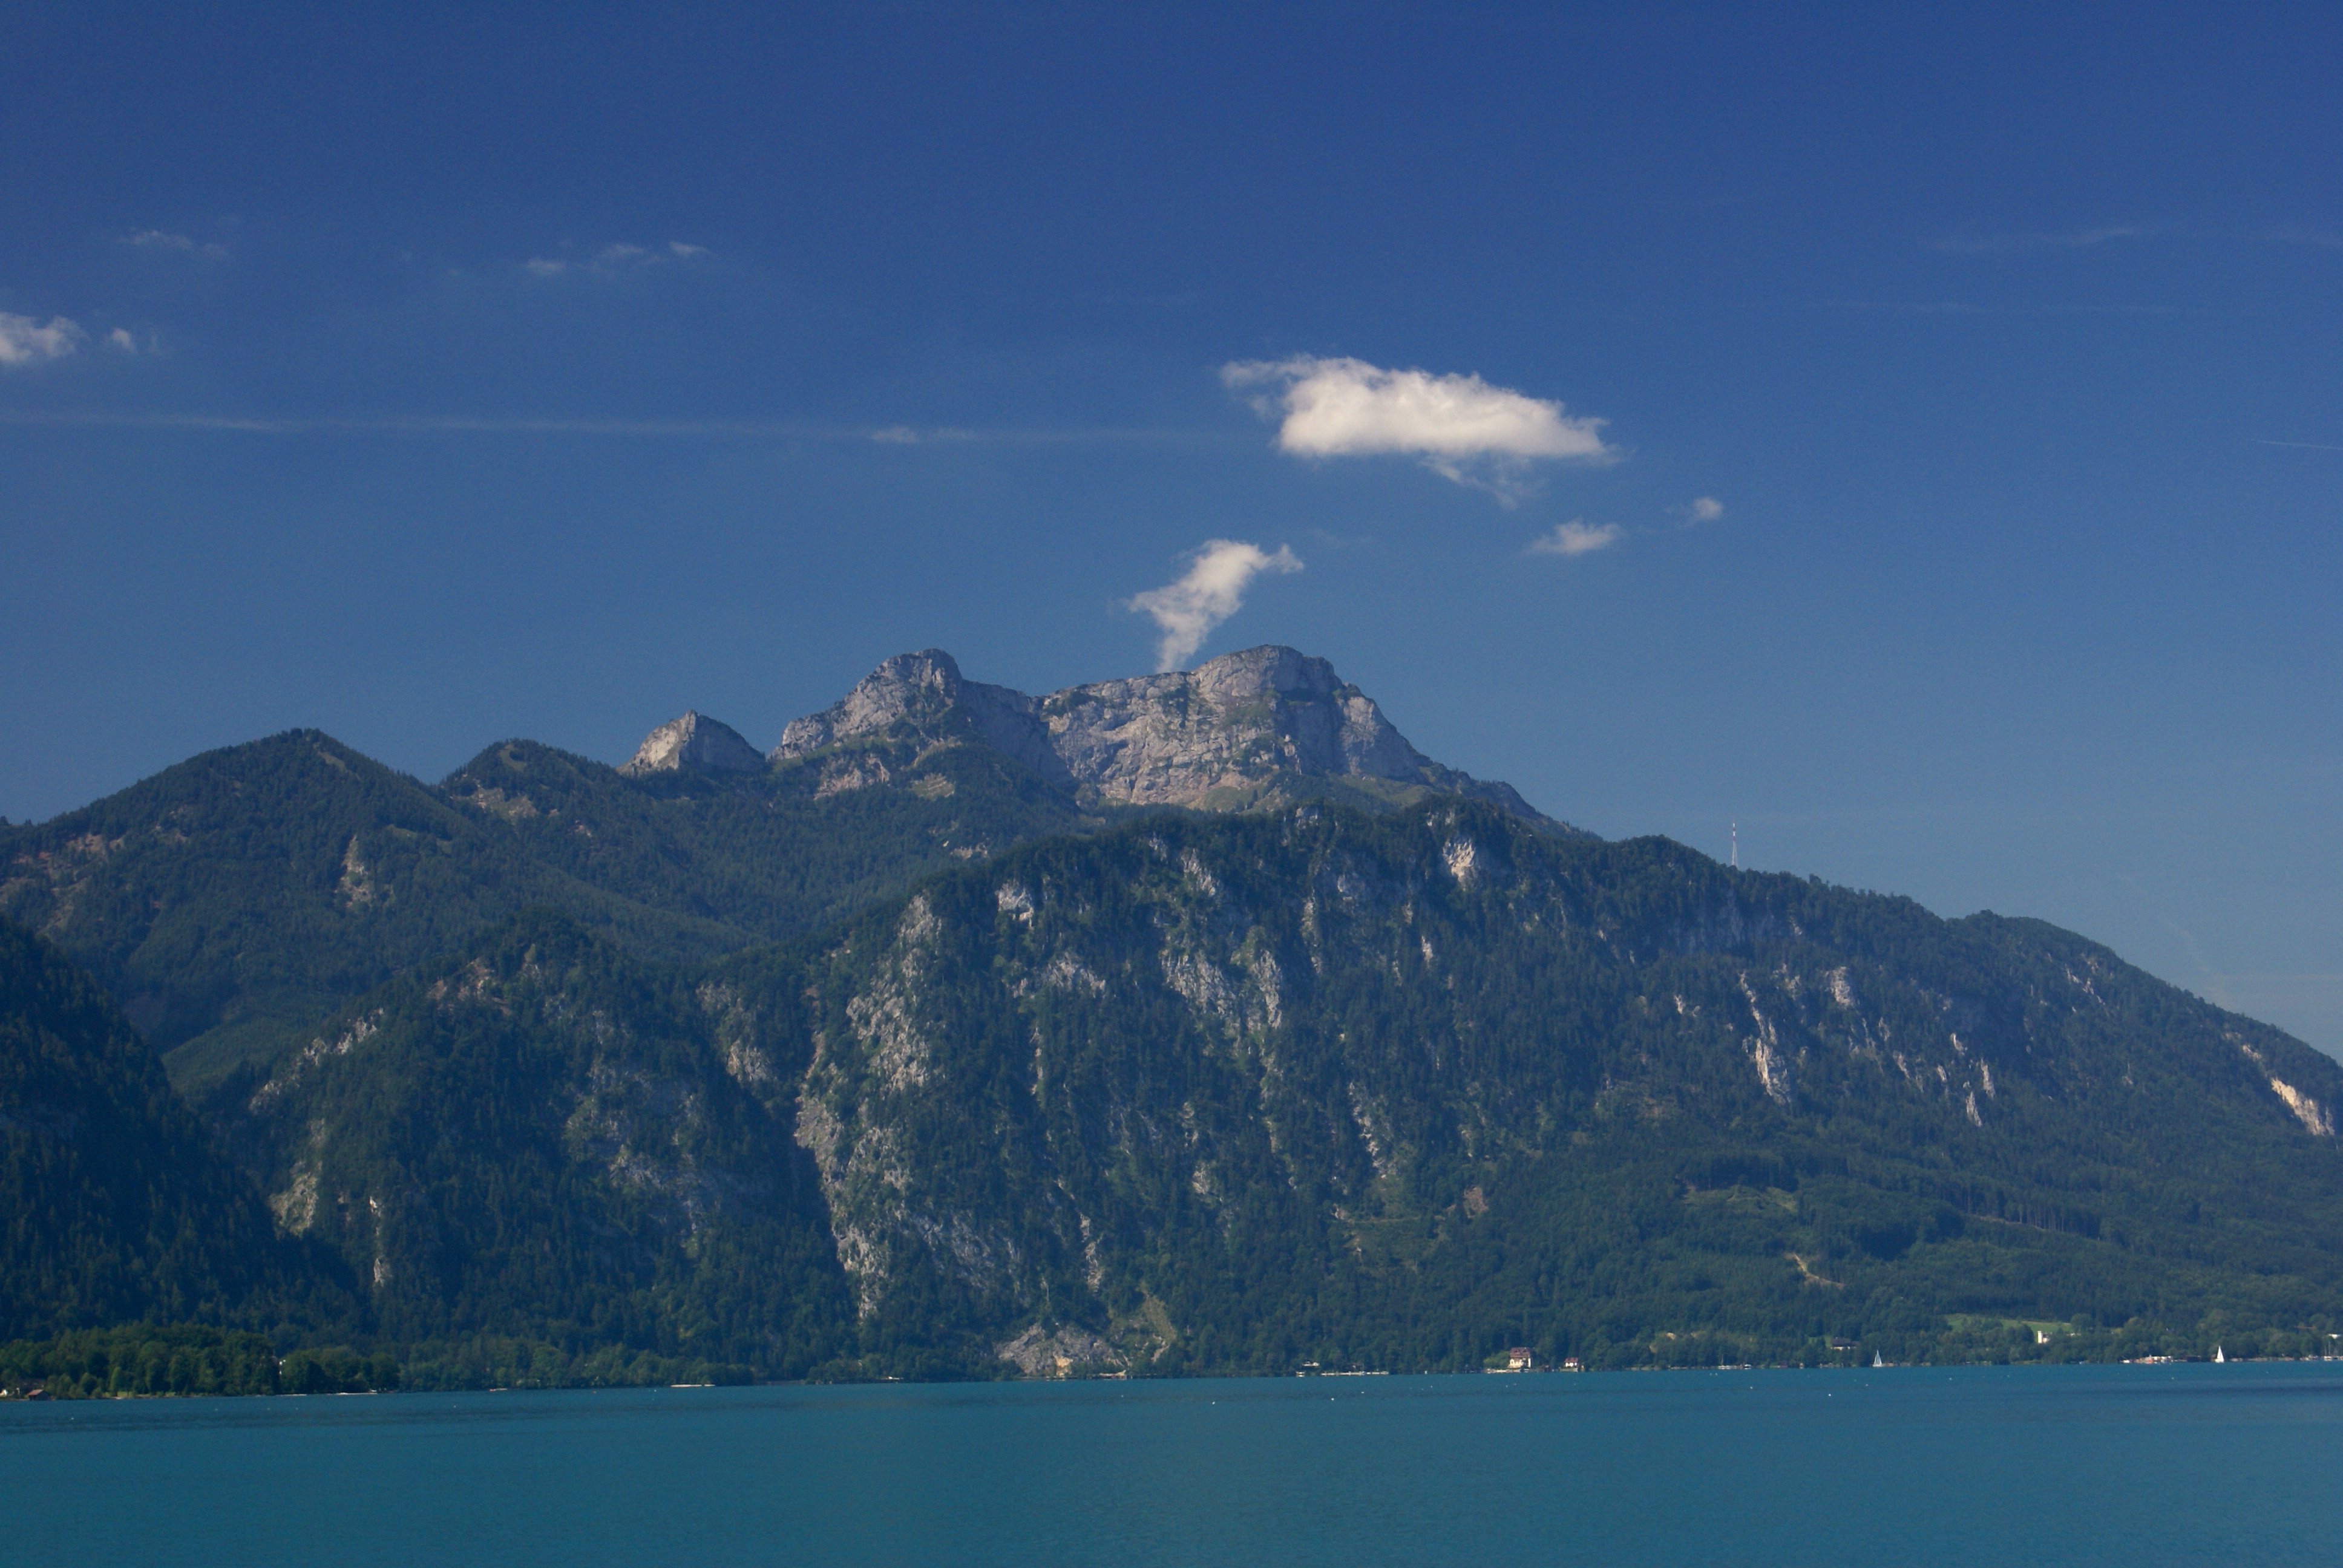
6,726 -> 2343,1395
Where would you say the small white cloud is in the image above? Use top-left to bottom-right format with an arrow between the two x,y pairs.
106,327 -> 139,353
125,229 -> 230,260
1222,355 -> 1613,500
524,241 -> 706,279
870,426 -> 920,444
1528,520 -> 1622,558
2268,226 -> 2343,252
1129,539 -> 1303,670
1687,496 -> 1725,523
0,312 -> 84,367
1929,224 -> 2153,255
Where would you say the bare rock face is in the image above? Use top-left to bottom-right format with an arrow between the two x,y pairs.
771,650 -> 1071,785
1036,644 -> 1523,811
775,644 -> 1559,825
619,711 -> 766,777
994,1324 -> 1127,1378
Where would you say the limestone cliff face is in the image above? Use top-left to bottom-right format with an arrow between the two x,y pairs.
771,645 -> 1561,826
620,711 -> 765,777
1034,645 -> 1542,817
772,652 -> 1070,785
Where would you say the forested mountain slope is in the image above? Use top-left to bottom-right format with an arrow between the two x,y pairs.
440,727 -> 1087,946
0,733 -> 751,1097
0,920 -> 347,1342
0,729 -> 1087,1102
194,802 -> 2343,1379
224,912 -> 850,1377
0,647 -> 1544,1104
778,802 -> 2343,1371
9,650 -> 2341,1380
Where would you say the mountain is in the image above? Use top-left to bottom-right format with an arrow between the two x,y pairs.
0,648 -> 1543,1102
11,647 -> 2342,1381
781,801 -> 2343,1372
618,711 -> 766,777
171,799 -> 2343,1380
224,910 -> 850,1377
0,919 -> 344,1342
775,645 -> 1568,826
0,732 -> 750,1099
437,730 -> 1086,965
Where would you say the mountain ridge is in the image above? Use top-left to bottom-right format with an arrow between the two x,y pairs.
0,645 -> 1568,1096
102,795 -> 2343,1382
7,647 -> 2343,1385
745,644 -> 1568,828
772,798 -> 2343,1374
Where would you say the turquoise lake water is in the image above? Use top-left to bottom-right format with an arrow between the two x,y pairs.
4,1364 -> 2339,1566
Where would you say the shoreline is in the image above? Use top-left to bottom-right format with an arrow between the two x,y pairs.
13,1352 -> 2343,1405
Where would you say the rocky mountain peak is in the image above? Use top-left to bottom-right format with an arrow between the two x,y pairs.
1038,645 -> 1440,807
772,644 -> 1565,827
619,711 -> 765,777
773,650 -> 968,751
772,649 -> 1069,783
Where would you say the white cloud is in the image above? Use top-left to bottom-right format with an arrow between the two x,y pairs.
1129,539 -> 1303,670
0,313 -> 84,367
125,229 -> 230,260
1687,496 -> 1725,523
2268,226 -> 2343,252
106,328 -> 139,353
523,241 -> 708,279
1222,355 -> 1613,500
1527,520 -> 1622,558
1928,224 -> 2152,254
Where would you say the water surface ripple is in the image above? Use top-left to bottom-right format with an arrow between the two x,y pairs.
5,1364 -> 2339,1565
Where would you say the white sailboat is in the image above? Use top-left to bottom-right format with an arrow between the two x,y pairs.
2215,1345 -> 2226,1364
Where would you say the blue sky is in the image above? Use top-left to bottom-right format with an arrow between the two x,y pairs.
4,4 -> 2340,1051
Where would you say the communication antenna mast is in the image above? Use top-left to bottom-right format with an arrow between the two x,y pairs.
1731,822 -> 1738,870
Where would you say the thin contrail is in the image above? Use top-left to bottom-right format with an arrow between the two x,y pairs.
0,408 -> 1230,445
2253,438 -> 2343,452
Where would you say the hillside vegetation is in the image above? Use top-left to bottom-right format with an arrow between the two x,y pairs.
772,802 -> 2343,1372
5,655 -> 2341,1387
0,922 -> 349,1344
0,728 -> 1088,1101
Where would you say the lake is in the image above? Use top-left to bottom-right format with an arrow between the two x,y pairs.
4,1364 -> 2338,1565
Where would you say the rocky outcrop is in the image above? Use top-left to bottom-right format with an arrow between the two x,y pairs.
994,1324 -> 1126,1378
620,711 -> 765,777
1036,645 -> 1543,815
773,645 -> 1562,826
772,651 -> 1071,784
